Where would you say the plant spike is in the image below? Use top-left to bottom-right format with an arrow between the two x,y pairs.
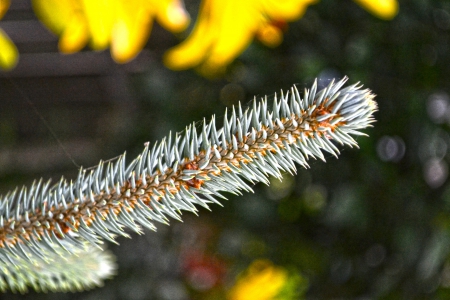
0,76 -> 376,292
0,242 -> 115,293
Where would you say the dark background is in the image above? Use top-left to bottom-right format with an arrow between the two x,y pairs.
1,0 -> 450,299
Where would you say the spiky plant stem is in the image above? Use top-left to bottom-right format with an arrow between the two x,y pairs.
0,76 -> 376,292
0,243 -> 115,292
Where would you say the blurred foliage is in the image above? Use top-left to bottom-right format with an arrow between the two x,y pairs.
2,0 -> 450,299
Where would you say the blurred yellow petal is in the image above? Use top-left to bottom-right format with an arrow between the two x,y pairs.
354,0 -> 398,20
164,0 -> 317,76
81,0 -> 115,50
164,0 -> 222,70
204,0 -> 261,66
33,0 -> 89,52
111,0 -> 153,63
35,0 -> 188,63
228,260 -> 288,300
0,0 -> 17,70
0,0 -> 10,19
59,14 -> 89,53
32,0 -> 80,35
152,0 -> 190,32
0,28 -> 18,70
165,0 -> 260,72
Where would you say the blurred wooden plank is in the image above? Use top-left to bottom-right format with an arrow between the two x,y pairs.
0,139 -> 100,174
1,20 -> 56,43
0,51 -> 155,77
8,0 -> 32,10
0,52 -> 114,77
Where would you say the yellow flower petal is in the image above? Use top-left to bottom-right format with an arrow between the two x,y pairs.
0,0 -> 10,19
152,0 -> 190,32
59,13 -> 89,53
164,0 -> 221,70
81,0 -> 115,50
32,0 -> 79,35
164,0 -> 318,76
164,0 -> 261,72
204,0 -> 261,66
353,0 -> 398,20
0,28 -> 18,70
35,0 -> 189,63
111,0 -> 153,63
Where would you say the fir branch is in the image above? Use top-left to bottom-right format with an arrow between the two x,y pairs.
0,76 -> 377,291
0,243 -> 115,292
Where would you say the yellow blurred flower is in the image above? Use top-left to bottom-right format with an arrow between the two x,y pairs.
354,0 -> 398,20
228,260 -> 288,300
3,0 -> 398,72
32,0 -> 190,63
164,0 -> 318,76
0,0 -> 19,70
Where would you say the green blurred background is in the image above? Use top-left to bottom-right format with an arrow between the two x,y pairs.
1,0 -> 450,299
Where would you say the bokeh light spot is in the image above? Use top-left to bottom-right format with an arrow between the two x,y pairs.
427,92 -> 450,124
302,184 -> 327,213
330,258 -> 353,284
376,135 -> 405,162
433,9 -> 450,30
424,158 -> 448,188
186,266 -> 218,291
420,130 -> 449,161
156,280 -> 188,300
266,172 -> 295,200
